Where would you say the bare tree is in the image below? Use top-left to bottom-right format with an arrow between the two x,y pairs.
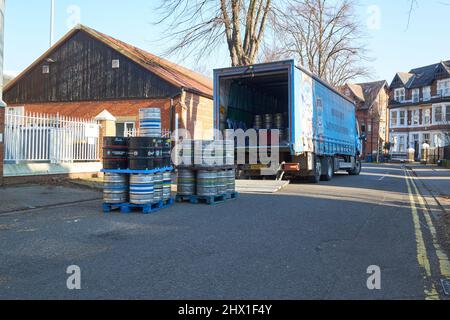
271,0 -> 370,87
155,0 -> 273,67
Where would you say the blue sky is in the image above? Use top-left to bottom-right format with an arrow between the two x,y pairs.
4,0 -> 450,84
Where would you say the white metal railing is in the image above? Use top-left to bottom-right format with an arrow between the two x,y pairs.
4,111 -> 100,164
125,128 -> 172,138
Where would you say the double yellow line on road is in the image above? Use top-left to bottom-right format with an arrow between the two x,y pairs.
404,169 -> 450,300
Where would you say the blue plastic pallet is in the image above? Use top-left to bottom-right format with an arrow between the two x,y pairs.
101,166 -> 174,174
103,198 -> 174,214
176,192 -> 238,205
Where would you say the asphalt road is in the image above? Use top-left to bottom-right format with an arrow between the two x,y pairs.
0,164 -> 448,299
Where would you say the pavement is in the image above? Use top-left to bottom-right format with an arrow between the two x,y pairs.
0,163 -> 449,300
406,164 -> 450,212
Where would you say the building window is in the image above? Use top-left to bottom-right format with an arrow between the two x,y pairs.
446,105 -> 450,122
423,86 -> 431,101
422,133 -> 431,145
398,136 -> 406,152
412,88 -> 420,103
391,111 -> 398,127
42,65 -> 50,74
361,123 -> 366,133
399,110 -> 406,126
112,59 -> 120,69
437,79 -> 450,97
394,88 -> 405,102
368,123 -> 372,133
124,122 -> 136,137
424,109 -> 431,125
434,105 -> 443,123
412,109 -> 420,126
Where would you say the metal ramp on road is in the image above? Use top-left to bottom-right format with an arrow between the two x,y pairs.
236,180 -> 290,194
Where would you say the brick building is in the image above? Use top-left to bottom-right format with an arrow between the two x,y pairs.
388,61 -> 450,160
340,80 -> 389,160
3,24 -> 214,139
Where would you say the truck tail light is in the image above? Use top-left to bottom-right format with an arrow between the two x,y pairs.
283,163 -> 300,171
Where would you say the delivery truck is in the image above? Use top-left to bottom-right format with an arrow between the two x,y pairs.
213,60 -> 363,183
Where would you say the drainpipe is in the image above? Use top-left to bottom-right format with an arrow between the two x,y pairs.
0,0 -> 6,186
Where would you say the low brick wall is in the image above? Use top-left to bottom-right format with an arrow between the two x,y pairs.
3,172 -> 103,186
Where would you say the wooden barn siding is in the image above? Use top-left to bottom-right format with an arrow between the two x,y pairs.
4,31 -> 180,104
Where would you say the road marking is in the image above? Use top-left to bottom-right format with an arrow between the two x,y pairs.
407,170 -> 450,279
404,171 -> 440,300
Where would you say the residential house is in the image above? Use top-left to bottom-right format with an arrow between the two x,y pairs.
340,80 -> 390,160
3,24 -> 214,139
388,61 -> 450,160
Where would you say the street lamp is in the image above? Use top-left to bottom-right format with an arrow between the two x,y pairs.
50,0 -> 55,47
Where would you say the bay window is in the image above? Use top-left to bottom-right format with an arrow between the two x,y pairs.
391,111 -> 398,127
412,109 -> 420,126
424,109 -> 431,125
434,105 -> 443,123
399,110 -> 406,126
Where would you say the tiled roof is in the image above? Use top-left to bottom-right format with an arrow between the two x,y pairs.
4,24 -> 213,98
358,80 -> 388,110
344,80 -> 387,110
390,61 -> 450,89
347,84 -> 365,102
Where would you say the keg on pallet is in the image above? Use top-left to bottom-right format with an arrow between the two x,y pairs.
224,168 -> 235,194
163,172 -> 172,201
153,138 -> 164,169
216,170 -> 227,195
195,140 -> 222,167
176,139 -> 194,167
129,174 -> 155,205
139,108 -> 162,138
162,138 -> 172,168
224,139 -> 235,166
153,173 -> 163,202
128,137 -> 156,170
254,115 -> 262,130
177,169 -> 196,196
103,173 -> 128,204
264,114 -> 273,129
103,137 -> 128,170
197,170 -> 218,197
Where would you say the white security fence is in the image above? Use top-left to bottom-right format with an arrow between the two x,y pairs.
5,110 -> 100,164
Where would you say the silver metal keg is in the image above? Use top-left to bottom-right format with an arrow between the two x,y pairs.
224,168 -> 236,194
153,173 -> 163,203
177,169 -> 196,196
103,173 -> 128,204
216,170 -> 227,195
163,172 -> 172,201
139,108 -> 162,138
197,170 -> 218,197
129,174 -> 154,205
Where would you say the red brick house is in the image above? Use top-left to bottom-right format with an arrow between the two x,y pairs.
3,24 -> 214,139
340,80 -> 390,160
388,61 -> 450,160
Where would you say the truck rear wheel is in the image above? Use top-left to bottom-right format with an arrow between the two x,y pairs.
309,157 -> 322,183
348,159 -> 362,176
321,157 -> 334,181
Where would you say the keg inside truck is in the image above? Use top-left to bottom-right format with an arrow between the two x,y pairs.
216,64 -> 292,178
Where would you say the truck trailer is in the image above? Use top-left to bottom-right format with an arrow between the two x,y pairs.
213,60 -> 363,183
